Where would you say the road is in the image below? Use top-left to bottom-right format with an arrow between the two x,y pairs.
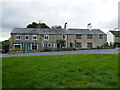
1,49 -> 120,57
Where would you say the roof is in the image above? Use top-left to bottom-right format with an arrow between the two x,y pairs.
11,28 -> 106,35
67,29 -> 105,34
109,31 -> 120,37
11,28 -> 65,35
14,40 -> 38,44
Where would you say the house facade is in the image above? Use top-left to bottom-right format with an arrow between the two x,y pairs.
10,28 -> 107,51
107,30 -> 120,44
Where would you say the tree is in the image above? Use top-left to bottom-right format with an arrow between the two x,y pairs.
51,25 -> 62,29
27,22 -> 38,28
57,40 -> 65,48
26,22 -> 50,28
40,23 -> 50,28
2,40 -> 10,53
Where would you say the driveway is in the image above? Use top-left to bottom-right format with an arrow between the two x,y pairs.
1,49 -> 120,57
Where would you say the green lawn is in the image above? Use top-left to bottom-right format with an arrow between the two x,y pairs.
2,54 -> 118,88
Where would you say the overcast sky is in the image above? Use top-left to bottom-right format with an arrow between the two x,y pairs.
0,0 -> 119,41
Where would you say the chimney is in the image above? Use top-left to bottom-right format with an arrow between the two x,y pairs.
64,22 -> 67,30
87,23 -> 92,30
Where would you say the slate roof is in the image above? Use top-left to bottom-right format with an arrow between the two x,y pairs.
110,31 -> 120,37
11,28 -> 106,35
14,40 -> 38,44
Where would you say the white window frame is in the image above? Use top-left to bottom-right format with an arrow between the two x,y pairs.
32,35 -> 37,40
62,35 -> 67,40
64,43 -> 67,48
50,43 -> 55,48
62,43 -> 67,48
14,43 -> 22,50
32,43 -> 38,50
16,35 -> 21,40
44,35 -> 49,40
25,35 -> 29,40
43,43 -> 48,47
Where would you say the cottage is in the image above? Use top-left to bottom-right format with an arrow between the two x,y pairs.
107,30 -> 120,44
10,28 -> 107,51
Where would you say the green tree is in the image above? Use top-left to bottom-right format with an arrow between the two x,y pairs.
26,22 -> 50,28
51,25 -> 62,29
27,22 -> 38,28
2,40 -> 10,53
57,40 -> 65,48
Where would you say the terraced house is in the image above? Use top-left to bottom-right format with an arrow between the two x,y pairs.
10,28 -> 107,51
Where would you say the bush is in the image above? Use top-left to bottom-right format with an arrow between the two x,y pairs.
2,40 -> 10,53
113,42 -> 120,48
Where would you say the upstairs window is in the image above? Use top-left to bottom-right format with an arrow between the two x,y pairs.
99,34 -> 103,39
32,35 -> 37,40
16,35 -> 21,40
76,35 -> 82,39
63,35 -> 67,40
25,35 -> 29,40
44,35 -> 49,40
87,34 -> 92,39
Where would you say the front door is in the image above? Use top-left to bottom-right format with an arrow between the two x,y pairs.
57,43 -> 60,48
70,42 -> 73,48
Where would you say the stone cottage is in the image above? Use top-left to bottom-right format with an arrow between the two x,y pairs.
10,28 -> 107,51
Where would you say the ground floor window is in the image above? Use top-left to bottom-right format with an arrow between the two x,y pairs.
64,43 -> 67,48
32,44 -> 38,50
43,43 -> 49,47
87,42 -> 93,48
14,44 -> 21,50
50,43 -> 55,48
76,42 -> 82,48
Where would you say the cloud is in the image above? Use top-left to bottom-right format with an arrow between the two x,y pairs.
0,0 -> 119,41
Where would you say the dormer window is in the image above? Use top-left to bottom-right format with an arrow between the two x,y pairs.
16,35 -> 21,40
32,35 -> 37,40
44,35 -> 49,40
25,35 -> 29,40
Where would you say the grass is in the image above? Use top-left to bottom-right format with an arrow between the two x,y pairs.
2,54 -> 118,88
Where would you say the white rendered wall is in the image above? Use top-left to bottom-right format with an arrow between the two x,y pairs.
107,31 -> 115,44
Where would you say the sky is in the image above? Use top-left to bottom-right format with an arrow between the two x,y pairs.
0,0 -> 119,41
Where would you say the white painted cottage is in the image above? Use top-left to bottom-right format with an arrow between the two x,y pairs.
107,30 -> 120,44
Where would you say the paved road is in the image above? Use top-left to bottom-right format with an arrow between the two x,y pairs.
1,49 -> 120,57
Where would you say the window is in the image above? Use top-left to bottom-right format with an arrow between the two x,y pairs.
99,34 -> 103,39
25,35 -> 29,40
14,44 -> 21,50
76,42 -> 82,48
16,35 -> 21,40
32,43 -> 38,50
64,43 -> 67,48
76,35 -> 82,39
44,35 -> 49,40
87,42 -> 92,48
43,43 -> 48,47
63,35 -> 67,40
32,35 -> 37,40
118,34 -> 120,37
87,34 -> 92,39
50,43 -> 55,48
